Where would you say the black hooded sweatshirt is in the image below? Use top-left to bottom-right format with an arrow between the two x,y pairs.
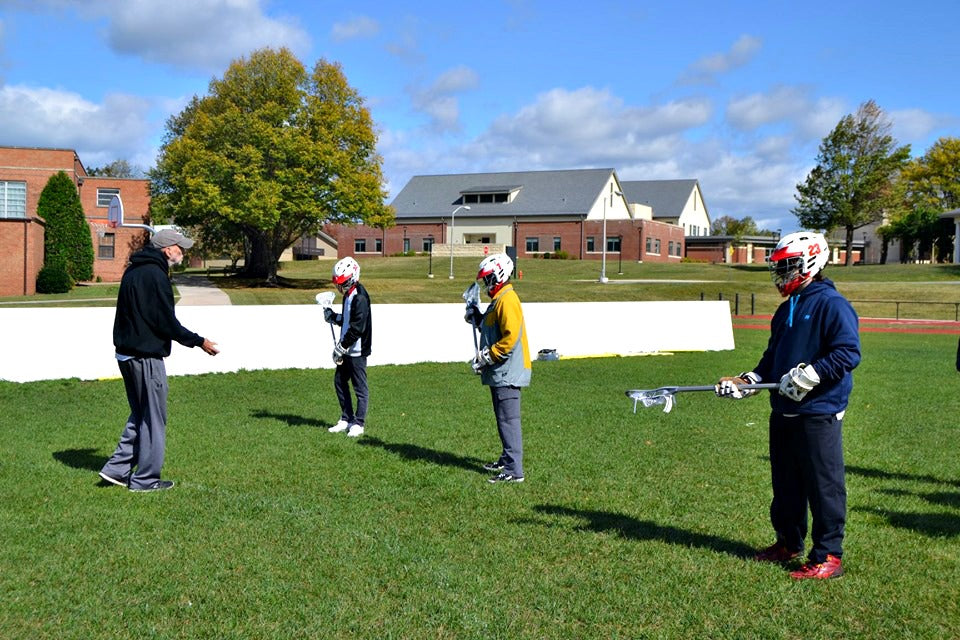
113,246 -> 205,358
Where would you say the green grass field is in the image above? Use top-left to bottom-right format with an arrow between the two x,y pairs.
2,329 -> 959,638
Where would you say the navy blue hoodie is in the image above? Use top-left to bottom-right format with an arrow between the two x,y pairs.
753,278 -> 860,415
113,246 -> 205,358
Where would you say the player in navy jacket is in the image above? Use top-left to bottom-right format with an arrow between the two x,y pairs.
717,231 -> 860,580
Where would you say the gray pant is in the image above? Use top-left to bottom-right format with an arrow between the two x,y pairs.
334,356 -> 368,426
491,386 -> 523,478
101,357 -> 168,490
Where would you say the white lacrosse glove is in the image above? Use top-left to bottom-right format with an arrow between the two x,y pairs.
472,346 -> 495,373
332,342 -> 347,366
778,363 -> 820,402
715,371 -> 760,399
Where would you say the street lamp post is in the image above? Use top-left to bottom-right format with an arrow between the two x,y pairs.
600,189 -> 623,283
449,205 -> 470,279
427,235 -> 434,278
618,234 -> 623,275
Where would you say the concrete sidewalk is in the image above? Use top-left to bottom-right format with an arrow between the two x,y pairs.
173,274 -> 232,305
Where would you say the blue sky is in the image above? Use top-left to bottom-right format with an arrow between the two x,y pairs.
0,0 -> 957,233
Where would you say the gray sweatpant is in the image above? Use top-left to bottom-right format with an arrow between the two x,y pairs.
491,385 -> 523,478
101,357 -> 169,490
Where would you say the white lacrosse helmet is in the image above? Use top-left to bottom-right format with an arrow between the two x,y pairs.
477,253 -> 514,296
332,256 -> 360,294
769,231 -> 829,296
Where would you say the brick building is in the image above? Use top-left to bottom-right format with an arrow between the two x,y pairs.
0,146 -> 150,295
324,168 -> 705,265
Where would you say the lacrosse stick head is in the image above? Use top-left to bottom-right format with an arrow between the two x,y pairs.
315,291 -> 336,308
625,388 -> 678,414
462,282 -> 480,307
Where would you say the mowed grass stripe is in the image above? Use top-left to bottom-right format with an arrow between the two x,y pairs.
1,329 -> 959,638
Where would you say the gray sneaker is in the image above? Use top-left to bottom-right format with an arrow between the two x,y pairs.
482,461 -> 505,472
129,480 -> 175,492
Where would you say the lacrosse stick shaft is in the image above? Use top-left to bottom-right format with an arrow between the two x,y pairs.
663,383 -> 778,393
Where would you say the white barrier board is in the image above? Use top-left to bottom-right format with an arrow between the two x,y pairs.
0,301 -> 734,382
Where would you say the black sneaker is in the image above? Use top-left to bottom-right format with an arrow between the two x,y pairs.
483,461 -> 505,472
129,480 -> 175,492
98,471 -> 129,487
488,472 -> 524,484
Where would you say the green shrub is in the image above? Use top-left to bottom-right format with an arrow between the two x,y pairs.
36,261 -> 74,293
37,171 -> 94,282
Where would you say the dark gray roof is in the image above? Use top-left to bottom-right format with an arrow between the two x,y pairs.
390,168 -> 615,219
620,179 -> 699,219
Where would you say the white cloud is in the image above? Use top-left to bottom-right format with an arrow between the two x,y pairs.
408,65 -> 479,133
0,84 -> 153,164
13,0 -> 310,72
889,108 -> 958,149
104,0 -> 310,71
469,87 -> 711,166
331,16 -> 380,42
727,86 -> 846,141
680,34 -> 762,85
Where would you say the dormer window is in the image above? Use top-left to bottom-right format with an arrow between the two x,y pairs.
457,185 -> 521,205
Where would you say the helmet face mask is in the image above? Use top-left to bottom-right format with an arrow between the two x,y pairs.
476,253 -> 514,297
768,231 -> 828,296
332,257 -> 360,295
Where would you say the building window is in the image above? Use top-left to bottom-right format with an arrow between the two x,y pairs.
98,232 -> 115,259
96,188 -> 120,207
553,236 -> 562,251
668,241 -> 674,256
0,181 -> 27,218
645,237 -> 652,253
355,238 -> 367,253
403,238 -> 410,253
654,239 -> 661,254
422,238 -> 434,252
587,236 -> 596,252
525,237 -> 539,252
608,236 -> 621,252
375,238 -> 382,253
675,242 -> 682,257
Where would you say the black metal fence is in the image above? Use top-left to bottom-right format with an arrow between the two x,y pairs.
702,292 -> 960,321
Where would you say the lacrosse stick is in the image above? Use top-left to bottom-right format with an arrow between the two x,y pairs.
625,383 -> 778,414
314,291 -> 337,343
462,282 -> 481,358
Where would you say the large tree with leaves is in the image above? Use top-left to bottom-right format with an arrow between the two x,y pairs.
38,171 -> 94,283
900,137 -> 960,212
793,100 -> 911,265
151,47 -> 394,283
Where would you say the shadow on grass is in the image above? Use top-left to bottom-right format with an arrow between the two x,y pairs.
53,447 -> 106,473
846,463 -> 960,488
358,436 -> 487,475
250,410 -> 327,428
528,504 -> 756,559
855,506 -> 960,538
210,274 -> 335,291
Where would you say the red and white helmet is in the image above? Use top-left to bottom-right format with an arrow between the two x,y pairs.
477,253 -> 514,297
332,256 -> 360,294
769,231 -> 829,296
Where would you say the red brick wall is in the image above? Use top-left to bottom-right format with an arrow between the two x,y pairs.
327,222 -> 447,258
328,219 -> 686,263
0,148 -> 153,285
0,217 -> 45,296
80,177 -> 151,281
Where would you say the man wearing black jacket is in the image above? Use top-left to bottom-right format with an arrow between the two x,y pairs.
99,229 -> 219,492
325,257 -> 372,438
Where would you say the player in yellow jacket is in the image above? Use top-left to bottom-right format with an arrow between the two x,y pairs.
465,253 -> 531,483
